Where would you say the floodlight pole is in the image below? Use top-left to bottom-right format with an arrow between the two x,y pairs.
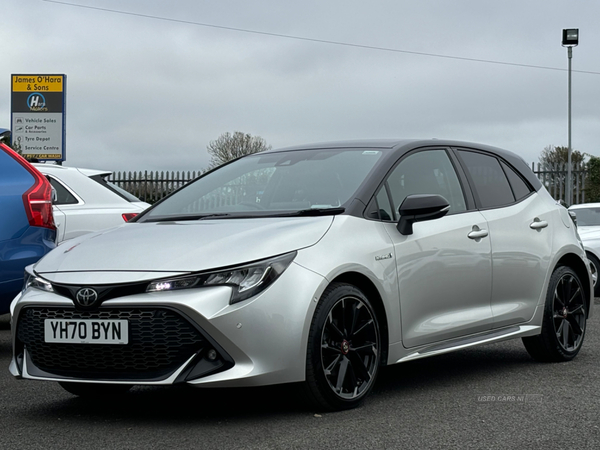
567,46 -> 573,206
562,28 -> 578,206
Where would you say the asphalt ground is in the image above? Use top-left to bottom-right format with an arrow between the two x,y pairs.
1,300 -> 599,450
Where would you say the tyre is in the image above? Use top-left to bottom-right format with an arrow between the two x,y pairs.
586,253 -> 600,297
304,283 -> 381,411
523,265 -> 587,362
59,382 -> 132,397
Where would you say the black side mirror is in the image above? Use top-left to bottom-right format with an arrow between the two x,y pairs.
397,194 -> 450,235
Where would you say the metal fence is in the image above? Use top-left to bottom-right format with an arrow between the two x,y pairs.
531,162 -> 588,204
108,171 -> 202,204
108,164 -> 590,205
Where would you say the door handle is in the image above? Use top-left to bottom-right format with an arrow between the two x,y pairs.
468,226 -> 489,241
530,218 -> 548,230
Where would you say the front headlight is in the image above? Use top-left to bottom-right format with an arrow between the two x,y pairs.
23,266 -> 54,293
146,252 -> 297,304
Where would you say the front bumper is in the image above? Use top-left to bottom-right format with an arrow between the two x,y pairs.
10,262 -> 326,387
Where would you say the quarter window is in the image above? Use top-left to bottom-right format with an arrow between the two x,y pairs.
48,177 -> 78,205
501,161 -> 532,201
375,187 -> 394,221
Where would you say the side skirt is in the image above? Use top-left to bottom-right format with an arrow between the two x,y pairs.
396,325 -> 540,363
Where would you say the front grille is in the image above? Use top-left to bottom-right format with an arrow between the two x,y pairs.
51,281 -> 148,306
17,307 -> 206,380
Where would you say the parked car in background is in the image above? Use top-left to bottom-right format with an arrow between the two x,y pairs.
0,127 -> 11,143
33,164 -> 150,242
0,144 -> 56,314
10,139 -> 592,410
568,203 -> 600,296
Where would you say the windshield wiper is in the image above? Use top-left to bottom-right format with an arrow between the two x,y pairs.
142,208 -> 345,222
277,207 -> 346,217
142,213 -> 231,223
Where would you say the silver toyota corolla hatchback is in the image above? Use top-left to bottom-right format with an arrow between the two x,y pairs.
10,139 -> 593,411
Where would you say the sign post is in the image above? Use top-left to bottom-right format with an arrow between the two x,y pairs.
11,74 -> 66,162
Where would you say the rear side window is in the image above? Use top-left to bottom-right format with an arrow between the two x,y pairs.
90,175 -> 143,202
458,150 -> 514,209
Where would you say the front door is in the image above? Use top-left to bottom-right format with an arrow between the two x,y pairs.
379,149 -> 494,348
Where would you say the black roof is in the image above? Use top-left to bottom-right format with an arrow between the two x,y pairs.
265,138 -> 541,191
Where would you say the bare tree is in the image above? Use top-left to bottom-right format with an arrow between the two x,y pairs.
207,132 -> 271,169
539,145 -> 586,167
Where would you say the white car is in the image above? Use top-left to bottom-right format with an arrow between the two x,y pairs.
568,203 -> 600,296
11,140 -> 592,411
34,164 -> 150,242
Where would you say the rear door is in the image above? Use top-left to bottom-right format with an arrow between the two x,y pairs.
455,149 -> 552,328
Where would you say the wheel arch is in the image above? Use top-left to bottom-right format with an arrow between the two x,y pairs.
330,271 -> 390,366
556,253 -> 592,316
584,249 -> 600,262
584,246 -> 600,261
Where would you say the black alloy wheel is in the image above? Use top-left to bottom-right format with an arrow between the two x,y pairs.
551,270 -> 587,352
523,265 -> 587,362
304,283 -> 381,411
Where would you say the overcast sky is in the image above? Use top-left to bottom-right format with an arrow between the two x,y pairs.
2,0 -> 600,173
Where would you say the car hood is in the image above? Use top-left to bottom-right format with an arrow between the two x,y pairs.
34,216 -> 334,275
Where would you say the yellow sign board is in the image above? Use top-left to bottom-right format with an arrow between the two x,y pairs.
12,75 -> 64,92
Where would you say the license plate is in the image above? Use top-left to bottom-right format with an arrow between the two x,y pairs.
44,319 -> 129,344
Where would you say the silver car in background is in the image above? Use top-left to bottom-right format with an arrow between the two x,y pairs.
34,164 -> 150,242
11,139 -> 592,411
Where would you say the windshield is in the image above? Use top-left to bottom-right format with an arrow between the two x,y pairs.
141,148 -> 383,221
572,207 -> 600,226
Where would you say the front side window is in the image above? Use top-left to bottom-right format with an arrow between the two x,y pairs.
384,149 -> 467,216
140,149 -> 383,221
